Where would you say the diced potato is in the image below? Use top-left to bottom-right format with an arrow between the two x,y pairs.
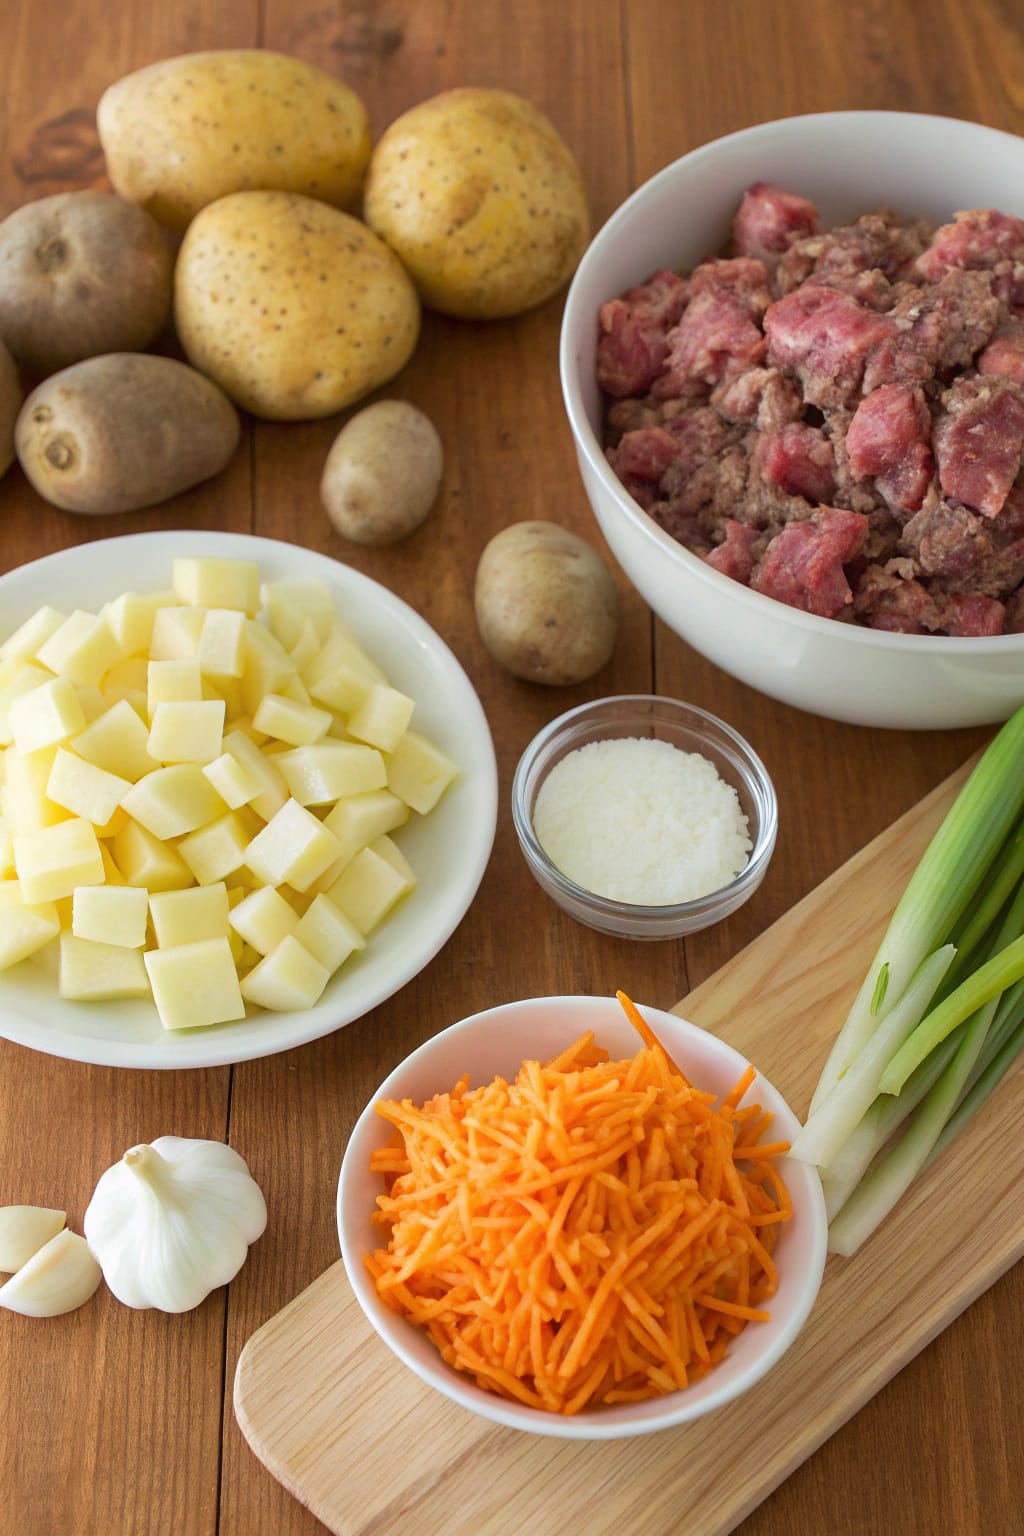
251,691 -> 330,748
72,885 -> 149,948
221,729 -> 288,821
111,817 -> 192,891
147,658 -> 203,714
285,620 -> 321,674
147,699 -> 225,765
321,788 -> 409,868
149,882 -> 230,947
198,608 -> 247,678
0,880 -> 61,971
239,934 -> 329,1012
45,748 -> 131,827
58,931 -> 151,1001
100,656 -> 149,713
273,742 -> 386,807
241,622 -> 295,716
202,750 -> 260,809
293,893 -> 365,973
203,674 -> 245,722
0,661 -> 52,746
121,765 -> 226,839
244,798 -> 343,892
144,936 -> 245,1030
149,606 -> 206,661
371,833 -> 417,883
35,610 -> 122,687
324,838 -> 415,935
3,746 -> 68,833
347,684 -> 415,754
103,589 -> 176,656
278,672 -> 313,707
228,884 -> 299,956
173,556 -> 260,616
260,579 -> 336,649
303,628 -> 385,714
72,699 -> 160,783
177,810 -> 250,884
385,729 -> 458,814
13,818 -> 104,904
9,677 -> 87,755
99,843 -> 125,885
0,606 -> 66,662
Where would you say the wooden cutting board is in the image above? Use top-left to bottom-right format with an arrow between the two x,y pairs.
234,762 -> 1024,1536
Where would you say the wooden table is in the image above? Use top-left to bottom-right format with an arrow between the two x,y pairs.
1,3 -> 1021,1532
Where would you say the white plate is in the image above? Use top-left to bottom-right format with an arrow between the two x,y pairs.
0,531 -> 498,1069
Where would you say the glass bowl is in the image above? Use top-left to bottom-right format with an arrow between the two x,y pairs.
511,695 -> 778,939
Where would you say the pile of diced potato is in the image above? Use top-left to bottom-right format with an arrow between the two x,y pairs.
0,555 -> 457,1030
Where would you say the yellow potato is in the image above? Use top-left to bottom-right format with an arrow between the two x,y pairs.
174,191 -> 421,421
97,50 -> 372,235
363,87 -> 590,320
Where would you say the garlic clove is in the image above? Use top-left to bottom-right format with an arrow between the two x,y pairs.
0,1205 -> 66,1273
0,1229 -> 102,1317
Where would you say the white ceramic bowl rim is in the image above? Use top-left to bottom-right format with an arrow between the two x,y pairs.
560,109 -> 1024,658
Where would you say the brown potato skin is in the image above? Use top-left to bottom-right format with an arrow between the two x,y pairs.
0,338 -> 21,478
474,521 -> 618,685
0,192 -> 174,377
15,353 -> 240,514
321,400 -> 443,545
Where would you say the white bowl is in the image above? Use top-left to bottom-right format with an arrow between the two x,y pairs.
338,995 -> 827,1439
0,530 -> 498,1069
560,111 -> 1024,730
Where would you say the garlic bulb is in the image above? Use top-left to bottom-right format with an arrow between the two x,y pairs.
83,1136 -> 267,1312
0,1230 -> 102,1317
0,1205 -> 66,1273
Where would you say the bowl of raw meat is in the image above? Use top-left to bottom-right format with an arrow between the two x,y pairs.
560,112 -> 1024,729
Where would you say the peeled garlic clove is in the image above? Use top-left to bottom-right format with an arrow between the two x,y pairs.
0,1229 -> 102,1317
0,1205 -> 66,1273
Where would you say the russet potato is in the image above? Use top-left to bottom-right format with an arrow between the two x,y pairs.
174,191 -> 421,420
97,50 -> 372,235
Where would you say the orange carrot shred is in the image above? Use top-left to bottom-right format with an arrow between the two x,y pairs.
366,993 -> 793,1415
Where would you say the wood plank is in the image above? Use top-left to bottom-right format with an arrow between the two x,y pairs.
233,760 -> 1024,1535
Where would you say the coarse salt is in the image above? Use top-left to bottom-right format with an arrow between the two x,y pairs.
532,736 -> 751,906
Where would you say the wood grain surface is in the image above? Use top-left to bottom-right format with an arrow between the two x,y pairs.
0,3 -> 1021,1534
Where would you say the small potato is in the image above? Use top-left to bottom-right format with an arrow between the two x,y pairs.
97,50 -> 372,235
321,401 -> 443,545
174,191 -> 420,420
0,338 -> 21,477
0,191 -> 173,376
474,521 -> 618,685
363,88 -> 590,320
15,353 -> 240,514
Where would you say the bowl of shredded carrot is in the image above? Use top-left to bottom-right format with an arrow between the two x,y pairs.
338,992 -> 827,1438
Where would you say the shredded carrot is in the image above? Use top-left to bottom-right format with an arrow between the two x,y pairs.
366,993 -> 793,1415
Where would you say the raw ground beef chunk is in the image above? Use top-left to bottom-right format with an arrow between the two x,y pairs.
599,185 -> 1024,634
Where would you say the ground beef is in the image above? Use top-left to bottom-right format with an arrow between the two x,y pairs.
599,184 -> 1024,633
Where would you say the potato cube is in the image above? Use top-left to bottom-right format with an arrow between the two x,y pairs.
100,656 -> 149,713
45,748 -> 131,827
149,882 -> 230,947
385,730 -> 458,815
121,765 -> 226,840
321,789 -> 409,867
147,700 -> 225,765
274,742 -> 386,807
239,934 -> 329,1012
286,620 -> 321,674
13,818 -> 104,904
324,839 -> 415,935
260,579 -> 336,648
241,621 -> 295,715
0,605 -> 66,662
111,818 -> 192,891
221,729 -> 287,821
72,885 -> 149,948
347,685 -> 415,754
244,798 -> 343,892
228,885 -> 299,956
371,833 -> 417,883
0,661 -> 52,746
198,608 -> 247,678
144,937 -> 245,1030
35,610 -> 122,687
251,692 -> 331,748
59,932 -> 151,1001
173,556 -> 260,615
3,746 -> 68,833
202,750 -> 260,809
103,589 -> 176,655
149,606 -> 206,661
294,893 -> 365,973
147,659 -> 202,715
9,676 -> 87,755
303,629 -> 385,715
0,880 -> 61,971
72,699 -> 160,783
177,811 -> 250,884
